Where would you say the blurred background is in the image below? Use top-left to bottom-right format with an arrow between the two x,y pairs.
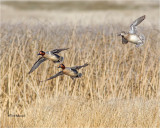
1,1 -> 159,25
1,1 -> 159,11
1,0 -> 159,38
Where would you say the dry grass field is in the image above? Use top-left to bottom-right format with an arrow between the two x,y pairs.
0,2 -> 160,127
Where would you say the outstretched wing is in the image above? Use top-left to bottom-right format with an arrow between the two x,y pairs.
28,57 -> 47,74
51,48 -> 69,54
129,15 -> 145,34
40,71 -> 63,82
71,63 -> 89,70
122,37 -> 128,44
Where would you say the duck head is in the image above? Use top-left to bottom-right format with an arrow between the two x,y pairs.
117,31 -> 126,36
38,51 -> 45,56
58,64 -> 65,70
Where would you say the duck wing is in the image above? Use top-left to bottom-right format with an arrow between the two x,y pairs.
28,57 -> 47,74
40,71 -> 63,82
71,63 -> 89,70
129,15 -> 145,34
51,48 -> 69,54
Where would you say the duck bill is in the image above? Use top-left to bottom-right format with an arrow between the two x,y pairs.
37,53 -> 41,55
58,66 -> 61,68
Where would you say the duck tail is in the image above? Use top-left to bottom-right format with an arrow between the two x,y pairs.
59,56 -> 64,63
78,73 -> 82,78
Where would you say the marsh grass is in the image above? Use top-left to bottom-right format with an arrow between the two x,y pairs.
0,5 -> 160,127
2,97 -> 160,127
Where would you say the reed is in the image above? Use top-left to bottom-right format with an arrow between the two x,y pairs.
0,5 -> 159,127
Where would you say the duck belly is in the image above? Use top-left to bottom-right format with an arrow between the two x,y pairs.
45,53 -> 59,61
128,35 -> 141,43
63,69 -> 78,77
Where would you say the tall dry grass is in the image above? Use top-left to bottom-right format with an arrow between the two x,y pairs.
2,97 -> 160,127
0,5 -> 160,127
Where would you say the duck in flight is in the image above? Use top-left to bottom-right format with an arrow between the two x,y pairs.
40,63 -> 89,81
118,15 -> 146,47
28,48 -> 69,74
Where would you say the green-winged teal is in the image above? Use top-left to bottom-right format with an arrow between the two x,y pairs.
28,48 -> 69,74
118,15 -> 146,47
41,63 -> 89,81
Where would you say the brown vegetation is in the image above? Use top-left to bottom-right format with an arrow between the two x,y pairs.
0,3 -> 159,127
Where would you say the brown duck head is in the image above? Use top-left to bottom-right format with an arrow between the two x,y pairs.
58,64 -> 65,70
38,51 -> 45,56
